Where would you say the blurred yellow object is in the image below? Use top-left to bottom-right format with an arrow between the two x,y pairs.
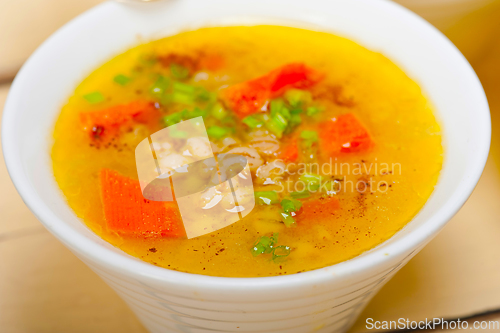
0,0 -> 103,81
395,0 -> 500,62
395,0 -> 496,30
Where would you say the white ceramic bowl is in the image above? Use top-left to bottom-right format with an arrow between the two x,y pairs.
2,0 -> 490,332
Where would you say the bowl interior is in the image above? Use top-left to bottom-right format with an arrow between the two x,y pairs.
2,0 -> 490,285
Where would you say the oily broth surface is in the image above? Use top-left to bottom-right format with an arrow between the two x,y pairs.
52,26 -> 442,277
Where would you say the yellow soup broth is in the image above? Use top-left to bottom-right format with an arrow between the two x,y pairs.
52,26 -> 442,277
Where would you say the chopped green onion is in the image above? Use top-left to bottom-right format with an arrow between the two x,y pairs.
221,116 -> 236,127
211,103 -> 228,120
169,127 -> 188,139
150,76 -> 171,97
306,106 -> 322,116
267,98 -> 294,136
279,107 -> 291,121
290,190 -> 311,199
309,184 -> 320,191
163,112 -> 183,127
83,91 -> 105,104
290,107 -> 303,115
195,87 -> 214,102
270,99 -> 285,116
266,113 -> 288,138
207,126 -> 229,139
170,63 -> 190,80
290,114 -> 302,127
251,242 -> 266,257
281,198 -> 303,214
301,130 -> 319,149
284,89 -> 312,107
113,74 -> 131,86
300,173 -> 323,191
280,212 -> 296,227
168,83 -> 212,104
255,191 -> 279,205
300,173 -> 322,185
322,180 -> 341,195
300,130 -> 319,142
270,99 -> 291,119
138,54 -> 157,66
183,107 -> 207,120
242,115 -> 264,128
251,233 -> 279,256
284,114 -> 302,135
272,245 -> 291,260
173,82 -> 196,94
281,199 -> 295,213
191,107 -> 208,118
171,91 -> 195,105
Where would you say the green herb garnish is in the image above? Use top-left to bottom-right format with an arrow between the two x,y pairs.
170,63 -> 190,80
266,113 -> 288,138
83,91 -> 105,104
284,89 -> 312,107
113,74 -> 131,86
300,173 -> 322,184
169,127 -> 188,139
163,112 -> 183,127
300,130 -> 318,141
150,76 -> 171,97
272,245 -> 291,261
270,99 -> 291,119
300,173 -> 323,191
306,106 -> 322,116
211,103 -> 228,120
284,114 -> 302,135
280,212 -> 296,227
280,198 -> 303,214
183,107 -> 207,120
301,130 -> 319,149
171,91 -> 195,105
251,233 -> 279,257
290,190 -> 311,199
255,191 -> 279,205
242,115 -> 264,129
195,87 -> 214,102
207,126 -> 229,139
167,83 -> 213,105
172,82 -> 194,94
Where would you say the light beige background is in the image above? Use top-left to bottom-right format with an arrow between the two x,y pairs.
1,1 -> 500,332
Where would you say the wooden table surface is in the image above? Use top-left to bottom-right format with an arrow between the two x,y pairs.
1,1 -> 500,332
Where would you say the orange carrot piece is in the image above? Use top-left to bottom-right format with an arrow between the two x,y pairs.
221,76 -> 271,118
279,140 -> 299,162
269,63 -> 323,93
319,114 -> 373,156
297,196 -> 340,223
221,63 -> 323,118
199,54 -> 225,71
100,169 -> 186,238
80,101 -> 158,143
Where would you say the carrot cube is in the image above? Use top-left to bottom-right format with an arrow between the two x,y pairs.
100,169 -> 185,238
221,63 -> 323,118
80,101 -> 158,144
279,140 -> 299,162
297,196 -> 340,223
319,113 -> 373,156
